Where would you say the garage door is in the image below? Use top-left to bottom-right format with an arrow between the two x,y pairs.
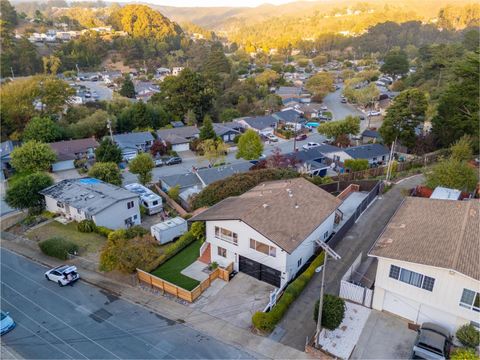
239,256 -> 281,288
383,291 -> 420,322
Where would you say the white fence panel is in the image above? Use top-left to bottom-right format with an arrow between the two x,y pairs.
340,280 -> 365,304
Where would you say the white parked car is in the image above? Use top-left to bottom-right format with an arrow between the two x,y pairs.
303,142 -> 320,150
320,105 -> 328,111
266,134 -> 279,142
45,265 -> 80,286
367,111 -> 381,116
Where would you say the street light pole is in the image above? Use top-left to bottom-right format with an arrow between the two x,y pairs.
314,239 -> 341,348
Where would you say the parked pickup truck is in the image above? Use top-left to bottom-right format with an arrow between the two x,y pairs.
412,323 -> 451,360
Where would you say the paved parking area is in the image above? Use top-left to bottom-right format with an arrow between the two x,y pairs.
193,273 -> 274,329
351,310 -> 417,359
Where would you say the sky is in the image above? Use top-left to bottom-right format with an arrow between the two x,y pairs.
142,0 -> 300,7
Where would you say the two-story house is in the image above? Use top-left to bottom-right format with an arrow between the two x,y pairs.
40,178 -> 141,229
369,197 -> 480,333
49,138 -> 99,172
191,178 -> 342,288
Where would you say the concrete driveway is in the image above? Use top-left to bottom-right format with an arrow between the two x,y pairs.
193,272 -> 274,329
351,310 -> 417,359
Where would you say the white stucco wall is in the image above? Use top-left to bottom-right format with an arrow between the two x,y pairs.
44,195 -> 141,229
205,212 -> 336,288
372,257 -> 480,333
93,198 -> 141,229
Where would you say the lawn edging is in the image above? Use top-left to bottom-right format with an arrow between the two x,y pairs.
252,251 -> 325,333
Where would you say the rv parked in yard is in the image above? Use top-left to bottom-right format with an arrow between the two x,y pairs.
125,183 -> 163,215
150,217 -> 188,244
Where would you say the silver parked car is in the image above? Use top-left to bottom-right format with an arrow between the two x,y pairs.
412,322 -> 451,360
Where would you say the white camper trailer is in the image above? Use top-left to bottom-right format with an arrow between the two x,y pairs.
124,183 -> 162,215
150,217 -> 188,244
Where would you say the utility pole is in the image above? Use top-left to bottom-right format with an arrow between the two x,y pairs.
293,113 -> 299,152
314,239 -> 341,348
10,67 -> 14,79
107,119 -> 114,143
385,138 -> 396,182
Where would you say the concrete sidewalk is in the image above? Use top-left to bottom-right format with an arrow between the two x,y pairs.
270,175 -> 425,350
0,236 -> 311,360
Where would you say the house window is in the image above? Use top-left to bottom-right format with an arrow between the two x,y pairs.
382,155 -> 386,161
217,246 -> 227,258
389,265 -> 400,280
56,201 -> 64,208
127,201 -> 134,209
133,214 -> 138,220
422,276 -> 435,291
250,239 -> 276,257
471,321 -> 480,330
214,226 -> 238,245
152,200 -> 158,206
460,289 -> 480,312
323,231 -> 329,239
297,258 -> 302,267
389,265 -> 434,292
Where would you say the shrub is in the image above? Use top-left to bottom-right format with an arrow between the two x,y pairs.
168,185 -> 180,202
252,252 -> 325,332
456,324 -> 480,348
124,225 -> 148,239
77,219 -> 97,233
39,237 -> 79,260
190,222 -> 205,243
450,348 -> 478,360
345,159 -> 369,172
95,226 -> 113,237
192,168 -> 299,209
313,294 -> 346,330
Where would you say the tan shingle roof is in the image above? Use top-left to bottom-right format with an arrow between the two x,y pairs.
191,178 -> 342,253
370,197 -> 480,281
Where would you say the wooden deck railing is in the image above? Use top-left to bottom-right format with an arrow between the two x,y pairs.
137,262 -> 234,303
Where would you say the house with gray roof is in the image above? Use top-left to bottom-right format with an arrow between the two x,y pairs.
49,138 -> 99,172
112,132 -> 154,161
190,178 -> 342,288
361,129 -> 382,144
235,115 -> 278,135
343,144 -> 390,166
369,197 -> 479,333
41,178 -> 141,229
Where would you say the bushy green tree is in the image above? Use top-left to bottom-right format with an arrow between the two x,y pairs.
67,110 -> 113,139
5,172 -> 53,212
425,158 -> 477,192
450,348 -> 478,360
22,117 -> 63,143
380,49 -> 409,76
95,139 -> 122,164
199,116 -> 216,140
344,159 -> 369,172
88,162 -> 122,186
10,140 -> 57,173
128,152 -> 154,185
313,294 -> 346,330
236,129 -> 264,160
317,115 -> 360,141
119,77 -> 135,98
379,89 -> 427,149
450,136 -> 473,162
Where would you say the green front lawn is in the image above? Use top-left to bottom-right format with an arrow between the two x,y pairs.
27,221 -> 106,253
150,240 -> 201,291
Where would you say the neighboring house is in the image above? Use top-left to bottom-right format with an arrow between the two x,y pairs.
112,132 -> 154,160
235,115 -> 278,135
369,197 -> 480,333
343,144 -> 390,166
157,126 -> 199,152
273,109 -> 304,131
361,129 -> 382,144
212,123 -> 241,143
40,178 -> 141,229
276,86 -> 302,99
160,162 -> 253,209
191,178 -> 342,288
288,145 -> 343,177
0,140 -> 20,180
49,138 -> 99,172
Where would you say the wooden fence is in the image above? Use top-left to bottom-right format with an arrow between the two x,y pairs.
137,262 -> 233,303
152,184 -> 188,217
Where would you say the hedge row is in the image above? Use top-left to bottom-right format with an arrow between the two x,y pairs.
191,168 -> 299,209
77,219 -> 113,237
252,251 -> 325,332
39,237 -> 79,260
143,222 -> 202,272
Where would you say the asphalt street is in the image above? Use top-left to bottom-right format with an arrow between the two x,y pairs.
122,132 -> 328,185
0,248 -> 253,359
323,86 -> 366,122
